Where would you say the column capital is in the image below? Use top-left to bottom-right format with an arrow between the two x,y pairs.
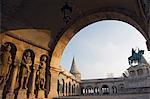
49,66 -> 61,74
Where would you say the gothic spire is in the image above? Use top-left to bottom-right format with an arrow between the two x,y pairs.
70,57 -> 80,74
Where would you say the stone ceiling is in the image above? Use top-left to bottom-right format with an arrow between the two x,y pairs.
1,0 -> 150,50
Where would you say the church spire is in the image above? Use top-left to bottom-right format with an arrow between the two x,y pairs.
70,57 -> 81,80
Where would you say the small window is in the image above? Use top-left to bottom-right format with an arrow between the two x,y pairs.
101,85 -> 109,94
137,69 -> 143,76
130,70 -> 136,77
146,68 -> 149,75
118,84 -> 124,92
112,86 -> 117,93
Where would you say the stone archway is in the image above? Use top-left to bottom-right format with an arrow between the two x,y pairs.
48,9 -> 150,98
50,9 -> 149,69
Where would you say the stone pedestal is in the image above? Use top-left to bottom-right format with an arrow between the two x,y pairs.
17,89 -> 27,99
37,90 -> 45,99
28,93 -> 35,99
6,61 -> 19,99
6,92 -> 15,99
48,68 -> 59,99
0,90 -> 3,99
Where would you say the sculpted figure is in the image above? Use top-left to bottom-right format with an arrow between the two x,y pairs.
36,56 -> 47,90
0,45 -> 2,66
0,44 -> 12,80
20,51 -> 32,89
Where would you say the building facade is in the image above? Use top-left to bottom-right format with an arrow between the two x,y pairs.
1,0 -> 150,98
57,49 -> 150,99
0,33 -> 150,99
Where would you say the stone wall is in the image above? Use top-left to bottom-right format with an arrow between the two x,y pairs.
0,34 -> 50,99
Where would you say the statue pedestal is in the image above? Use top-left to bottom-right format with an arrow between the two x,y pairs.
0,90 -> 3,99
28,93 -> 35,99
37,90 -> 45,99
17,89 -> 27,99
6,92 -> 15,99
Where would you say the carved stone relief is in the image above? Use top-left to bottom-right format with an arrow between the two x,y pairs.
36,55 -> 47,90
0,43 -> 16,89
19,50 -> 34,89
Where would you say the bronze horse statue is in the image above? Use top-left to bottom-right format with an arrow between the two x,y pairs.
128,49 -> 144,65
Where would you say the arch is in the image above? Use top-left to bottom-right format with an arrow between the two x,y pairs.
57,78 -> 65,96
137,69 -> 144,76
71,83 -> 75,95
0,42 -> 17,98
129,70 -> 136,77
81,87 -> 85,95
73,84 -> 75,94
65,83 -> 68,96
50,8 -> 149,69
118,83 -> 125,92
112,86 -> 117,94
1,42 -> 17,66
94,87 -> 100,95
72,85 -> 74,95
57,80 -> 60,96
101,85 -> 110,94
86,85 -> 94,95
68,82 -> 71,96
18,49 -> 35,89
22,49 -> 35,66
62,79 -> 65,96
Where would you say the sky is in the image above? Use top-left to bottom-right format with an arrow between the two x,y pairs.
60,20 -> 150,79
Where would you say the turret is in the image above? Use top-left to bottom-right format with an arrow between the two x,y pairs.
70,57 -> 81,81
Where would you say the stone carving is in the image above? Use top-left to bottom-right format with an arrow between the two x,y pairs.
0,45 -> 2,66
0,44 -> 12,85
20,51 -> 32,89
36,55 -> 47,90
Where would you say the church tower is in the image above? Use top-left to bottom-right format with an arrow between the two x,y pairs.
70,57 -> 81,81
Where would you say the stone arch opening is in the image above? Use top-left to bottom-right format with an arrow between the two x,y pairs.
0,6 -> 149,98
50,10 -> 149,70
18,49 -> 35,90
112,86 -> 117,94
0,42 -> 17,98
101,85 -> 110,94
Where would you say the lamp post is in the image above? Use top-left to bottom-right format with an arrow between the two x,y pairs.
61,2 -> 72,24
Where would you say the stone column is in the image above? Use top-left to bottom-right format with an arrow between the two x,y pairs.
109,85 -> 113,94
63,83 -> 66,96
28,63 -> 38,99
76,84 -> 80,96
6,59 -> 20,99
48,67 -> 60,99
146,40 -> 150,51
147,15 -> 150,51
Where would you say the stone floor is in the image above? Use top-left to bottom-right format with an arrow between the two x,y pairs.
54,93 -> 150,99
